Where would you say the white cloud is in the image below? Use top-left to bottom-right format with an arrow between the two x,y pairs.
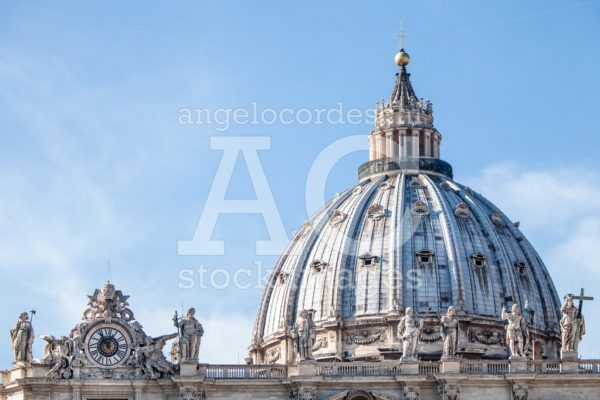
469,163 -> 600,232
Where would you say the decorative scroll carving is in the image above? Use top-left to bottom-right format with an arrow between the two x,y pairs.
180,386 -> 206,400
345,330 -> 385,345
420,327 -> 442,343
83,282 -> 133,322
512,384 -> 528,400
404,386 -> 420,400
469,330 -> 504,345
312,336 -> 328,352
346,390 -> 375,400
439,383 -> 460,400
265,346 -> 281,363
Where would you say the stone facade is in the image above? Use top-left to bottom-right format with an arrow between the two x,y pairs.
3,359 -> 600,399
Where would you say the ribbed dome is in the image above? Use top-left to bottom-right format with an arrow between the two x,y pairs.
249,50 -> 562,364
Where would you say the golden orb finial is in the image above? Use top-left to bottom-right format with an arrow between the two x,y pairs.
395,49 -> 410,66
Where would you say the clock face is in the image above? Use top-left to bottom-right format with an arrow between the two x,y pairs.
84,324 -> 131,367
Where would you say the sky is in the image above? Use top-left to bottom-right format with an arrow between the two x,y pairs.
0,0 -> 599,365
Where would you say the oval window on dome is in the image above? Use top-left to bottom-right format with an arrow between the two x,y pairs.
278,272 -> 289,284
409,176 -> 421,188
297,221 -> 313,238
411,201 -> 429,216
352,185 -> 363,195
367,204 -> 386,221
441,181 -> 452,191
379,181 -> 392,191
515,261 -> 528,275
454,203 -> 470,219
471,253 -> 487,269
490,212 -> 504,227
329,210 -> 347,227
310,259 -> 327,272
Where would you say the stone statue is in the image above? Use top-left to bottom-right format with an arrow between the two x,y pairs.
40,335 -> 73,378
501,303 -> 528,359
560,294 -> 585,355
293,309 -> 316,361
174,308 -> 204,361
398,307 -> 422,360
10,312 -> 34,365
169,337 -> 180,365
137,333 -> 178,379
440,306 -> 459,358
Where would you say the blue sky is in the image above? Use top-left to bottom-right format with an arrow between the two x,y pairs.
0,0 -> 599,364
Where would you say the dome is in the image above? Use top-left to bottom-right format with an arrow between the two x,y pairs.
249,50 -> 562,364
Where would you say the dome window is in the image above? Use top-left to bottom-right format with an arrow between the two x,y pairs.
411,201 -> 429,216
298,221 -> 313,238
379,182 -> 392,191
328,210 -> 347,227
409,177 -> 421,188
310,260 -> 327,272
490,212 -> 504,226
471,253 -> 488,269
454,203 -> 470,219
367,204 -> 386,221
352,185 -> 363,195
359,252 -> 378,267
416,249 -> 434,268
515,261 -> 528,275
278,272 -> 289,284
441,181 -> 451,191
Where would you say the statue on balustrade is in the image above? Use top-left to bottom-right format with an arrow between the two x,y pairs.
9,311 -> 34,365
501,303 -> 529,359
398,307 -> 422,360
293,309 -> 316,361
173,307 -> 204,361
560,294 -> 585,356
440,306 -> 459,358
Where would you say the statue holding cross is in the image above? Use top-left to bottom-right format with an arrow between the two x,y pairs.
560,288 -> 593,358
